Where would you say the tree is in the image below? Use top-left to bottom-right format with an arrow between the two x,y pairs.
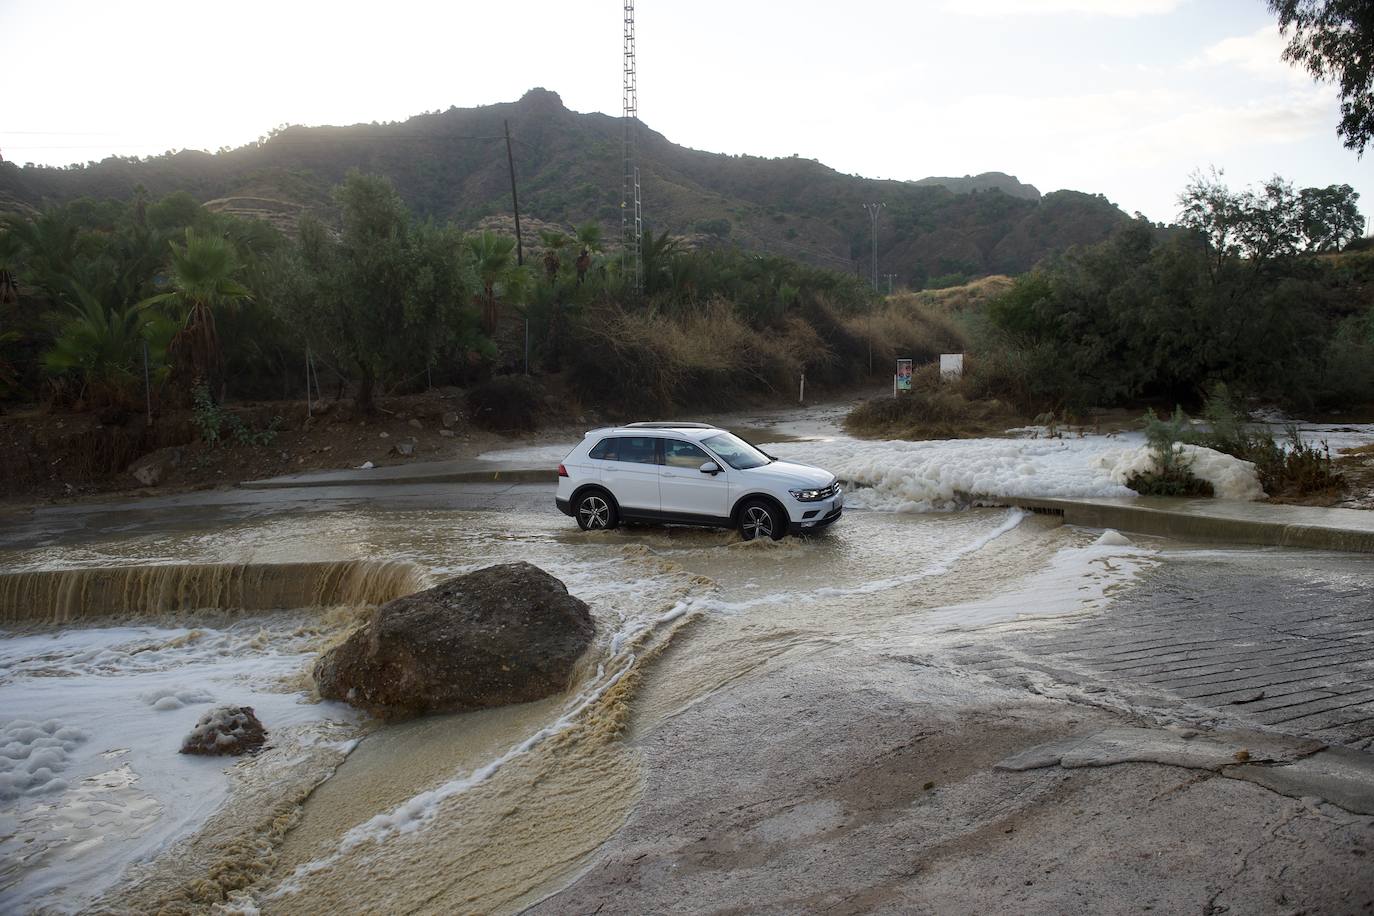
286,173 -> 481,411
1177,169 -> 1245,282
1178,172 -> 1357,270
141,229 -> 251,400
538,229 -> 567,282
1236,177 -> 1302,266
575,221 -> 603,253
0,229 -> 19,305
1298,183 -> 1363,250
3,209 -> 83,302
465,230 -> 520,334
43,281 -> 170,406
640,228 -> 681,296
1269,0 -> 1374,154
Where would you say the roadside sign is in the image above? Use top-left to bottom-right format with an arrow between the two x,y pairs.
895,358 -> 913,394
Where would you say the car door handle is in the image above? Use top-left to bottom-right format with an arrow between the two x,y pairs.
662,472 -> 677,477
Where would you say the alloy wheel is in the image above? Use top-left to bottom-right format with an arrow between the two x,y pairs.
579,496 -> 611,530
743,505 -> 774,540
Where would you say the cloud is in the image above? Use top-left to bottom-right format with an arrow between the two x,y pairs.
943,0 -> 1183,17
1190,25 -> 1306,83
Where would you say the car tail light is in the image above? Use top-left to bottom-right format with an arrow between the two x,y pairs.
558,463 -> 569,478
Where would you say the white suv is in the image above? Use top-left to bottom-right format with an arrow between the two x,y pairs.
555,422 -> 843,540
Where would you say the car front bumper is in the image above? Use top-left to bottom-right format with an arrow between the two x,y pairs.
790,505 -> 842,535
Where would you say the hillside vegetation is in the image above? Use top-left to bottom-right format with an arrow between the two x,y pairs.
0,89 -> 1128,287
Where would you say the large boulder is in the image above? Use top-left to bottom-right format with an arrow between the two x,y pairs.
313,562 -> 595,719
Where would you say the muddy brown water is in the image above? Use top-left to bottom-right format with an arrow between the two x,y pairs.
2,496 -> 1128,914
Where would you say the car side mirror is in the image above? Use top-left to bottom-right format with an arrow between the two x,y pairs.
699,461 -> 721,475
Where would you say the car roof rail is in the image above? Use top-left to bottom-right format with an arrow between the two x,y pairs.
623,421 -> 716,429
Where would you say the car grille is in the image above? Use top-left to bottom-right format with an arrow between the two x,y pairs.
814,482 -> 840,500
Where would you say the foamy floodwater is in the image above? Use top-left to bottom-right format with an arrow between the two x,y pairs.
0,612 -> 363,912
0,489 -> 1160,913
479,427 -> 1267,511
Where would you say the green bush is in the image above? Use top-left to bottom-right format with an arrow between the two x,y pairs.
1126,466 -> 1216,497
1133,390 -> 1344,499
1127,407 -> 1215,497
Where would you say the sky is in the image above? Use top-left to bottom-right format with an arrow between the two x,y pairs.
2,0 -> 1368,226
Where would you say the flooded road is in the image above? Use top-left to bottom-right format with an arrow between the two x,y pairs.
0,477 -> 1162,913
5,398 -> 1372,913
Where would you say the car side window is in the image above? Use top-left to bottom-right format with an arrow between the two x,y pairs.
616,436 -> 660,465
588,437 -> 617,461
663,439 -> 710,469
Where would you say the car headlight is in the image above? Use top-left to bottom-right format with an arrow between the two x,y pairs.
790,487 -> 827,502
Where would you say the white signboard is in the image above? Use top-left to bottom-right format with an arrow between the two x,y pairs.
940,353 -> 964,381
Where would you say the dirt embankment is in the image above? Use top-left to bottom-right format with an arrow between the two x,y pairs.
0,389 -> 585,508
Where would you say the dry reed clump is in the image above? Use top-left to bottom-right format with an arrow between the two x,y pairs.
566,294 -> 979,415
887,275 -> 1015,313
845,363 -> 1017,440
567,301 -> 803,413
842,301 -> 970,372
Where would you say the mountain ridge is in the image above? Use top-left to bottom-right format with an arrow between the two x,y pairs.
0,88 -> 1129,285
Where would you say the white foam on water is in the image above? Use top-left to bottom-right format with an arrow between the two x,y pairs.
0,718 -> 88,801
767,435 -> 1264,510
1255,419 -> 1374,455
1096,442 -> 1264,501
0,617 -> 362,913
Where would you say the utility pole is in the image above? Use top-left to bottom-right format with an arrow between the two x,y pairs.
504,119 -> 523,266
862,202 -> 884,289
883,273 -> 898,294
621,0 -> 642,291
862,202 -> 884,376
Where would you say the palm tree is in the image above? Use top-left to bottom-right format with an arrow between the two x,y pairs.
140,229 -> 250,400
0,229 -> 20,305
43,282 -> 151,406
575,221 -> 603,253
3,210 -> 81,302
464,230 -> 519,335
539,229 -> 569,283
640,228 -> 681,296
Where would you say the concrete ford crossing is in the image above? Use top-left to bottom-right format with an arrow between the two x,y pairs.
555,422 -> 843,540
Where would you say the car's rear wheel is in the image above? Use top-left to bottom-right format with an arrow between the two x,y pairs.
738,499 -> 785,541
575,491 -> 619,531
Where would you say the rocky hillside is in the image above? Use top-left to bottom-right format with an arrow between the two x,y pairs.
0,89 -> 1128,284
910,172 -> 1041,201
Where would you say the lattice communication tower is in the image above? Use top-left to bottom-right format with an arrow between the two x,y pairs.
621,0 -> 642,291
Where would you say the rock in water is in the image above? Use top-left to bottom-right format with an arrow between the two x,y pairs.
179,706 -> 267,756
313,562 -> 595,719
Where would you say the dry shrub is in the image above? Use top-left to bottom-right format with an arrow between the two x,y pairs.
566,301 -> 802,413
888,275 -> 1014,313
844,364 -> 1016,439
843,301 -> 969,373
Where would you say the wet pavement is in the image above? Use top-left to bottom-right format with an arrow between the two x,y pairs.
938,545 -> 1374,750
4,473 -> 1374,914
1010,494 -> 1374,552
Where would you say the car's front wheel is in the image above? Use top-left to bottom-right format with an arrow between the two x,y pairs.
575,490 -> 619,531
738,499 -> 785,541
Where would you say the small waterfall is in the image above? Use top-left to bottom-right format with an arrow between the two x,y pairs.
0,560 -> 426,626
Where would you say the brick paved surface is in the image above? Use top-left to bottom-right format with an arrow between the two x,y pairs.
945,548 -> 1374,750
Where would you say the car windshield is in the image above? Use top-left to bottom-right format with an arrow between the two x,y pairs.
702,433 -> 771,470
